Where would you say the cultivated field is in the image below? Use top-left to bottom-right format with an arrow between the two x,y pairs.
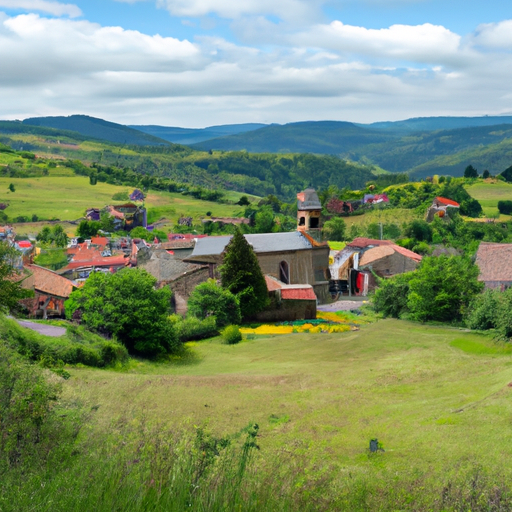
62,319 -> 512,507
466,180 -> 512,218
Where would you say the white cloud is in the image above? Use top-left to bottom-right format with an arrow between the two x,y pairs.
155,0 -> 322,22
294,22 -> 465,66
473,20 -> 512,49
1,11 -> 512,126
0,0 -> 81,18
0,14 -> 201,86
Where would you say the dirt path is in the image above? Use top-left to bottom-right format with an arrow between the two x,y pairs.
16,320 -> 66,337
318,300 -> 369,312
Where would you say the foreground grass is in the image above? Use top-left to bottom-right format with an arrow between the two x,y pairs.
34,319 -> 509,509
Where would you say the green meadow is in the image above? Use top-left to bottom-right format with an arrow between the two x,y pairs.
0,175 -> 249,235
46,318 -> 512,509
466,180 -> 512,218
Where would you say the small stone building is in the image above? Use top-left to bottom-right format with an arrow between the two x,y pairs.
475,242 -> 512,290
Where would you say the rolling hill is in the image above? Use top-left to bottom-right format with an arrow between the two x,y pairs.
22,115 -> 171,146
191,121 -> 394,153
130,123 -> 267,145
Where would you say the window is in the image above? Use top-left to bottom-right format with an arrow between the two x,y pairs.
279,260 -> 290,284
310,217 -> 319,228
299,216 -> 306,226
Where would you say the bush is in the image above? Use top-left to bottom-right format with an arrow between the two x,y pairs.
222,325 -> 242,345
173,316 -> 218,342
466,289 -> 501,330
0,316 -> 128,367
498,200 -> 512,215
373,273 -> 413,318
407,255 -> 483,323
188,279 -> 241,327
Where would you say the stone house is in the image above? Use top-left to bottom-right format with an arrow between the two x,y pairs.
475,242 -> 512,290
330,238 -> 422,297
21,264 -> 76,318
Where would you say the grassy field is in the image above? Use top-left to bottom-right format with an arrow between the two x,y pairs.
343,207 -> 421,230
0,175 -> 251,236
59,319 -> 512,507
466,180 -> 512,219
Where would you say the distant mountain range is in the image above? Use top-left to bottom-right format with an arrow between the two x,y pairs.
11,114 -> 512,178
22,115 -> 170,146
130,123 -> 267,145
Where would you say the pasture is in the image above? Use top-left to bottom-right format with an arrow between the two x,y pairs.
466,180 -> 512,218
0,175 -> 249,236
60,319 -> 512,508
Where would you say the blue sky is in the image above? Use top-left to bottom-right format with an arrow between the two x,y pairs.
0,0 -> 512,126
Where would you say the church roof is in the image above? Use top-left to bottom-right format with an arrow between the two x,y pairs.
187,232 -> 313,261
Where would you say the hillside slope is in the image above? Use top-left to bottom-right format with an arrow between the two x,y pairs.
191,121 -> 394,153
131,123 -> 267,145
22,115 -> 170,146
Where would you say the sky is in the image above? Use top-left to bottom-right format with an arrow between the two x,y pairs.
1,0 -> 512,127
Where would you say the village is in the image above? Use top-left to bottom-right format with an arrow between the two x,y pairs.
3,184 -> 507,326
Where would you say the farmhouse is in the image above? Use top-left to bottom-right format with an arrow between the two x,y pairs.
475,242 -> 512,290
330,238 -> 422,297
21,264 -> 76,318
426,196 -> 460,222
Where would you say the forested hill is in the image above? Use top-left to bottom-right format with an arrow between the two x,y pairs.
130,123 -> 267,145
365,115 -> 512,133
191,121 -> 393,153
0,126 -> 377,201
192,120 -> 512,178
349,124 -> 512,177
22,115 -> 170,146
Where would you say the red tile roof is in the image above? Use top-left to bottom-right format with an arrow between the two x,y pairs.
281,288 -> 317,301
26,264 -> 75,298
265,275 -> 284,291
435,197 -> 460,207
393,245 -> 423,262
63,255 -> 127,270
91,236 -> 108,247
70,247 -> 103,262
17,240 -> 32,248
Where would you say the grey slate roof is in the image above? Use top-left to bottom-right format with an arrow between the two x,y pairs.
189,232 -> 312,260
297,188 -> 321,211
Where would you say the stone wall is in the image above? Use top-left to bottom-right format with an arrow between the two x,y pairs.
161,267 -> 210,315
254,295 -> 316,322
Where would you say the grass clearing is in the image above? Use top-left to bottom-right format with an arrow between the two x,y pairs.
466,180 -> 512,219
62,318 -> 512,497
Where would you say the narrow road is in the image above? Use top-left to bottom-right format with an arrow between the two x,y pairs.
16,320 -> 67,337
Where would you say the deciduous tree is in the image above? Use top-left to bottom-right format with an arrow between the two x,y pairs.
65,268 -> 178,357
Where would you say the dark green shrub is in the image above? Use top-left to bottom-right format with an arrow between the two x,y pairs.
498,200 -> 512,215
373,273 -> 413,318
407,255 -> 483,323
222,325 -> 242,345
188,279 -> 241,327
466,289 -> 501,330
174,316 -> 218,342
